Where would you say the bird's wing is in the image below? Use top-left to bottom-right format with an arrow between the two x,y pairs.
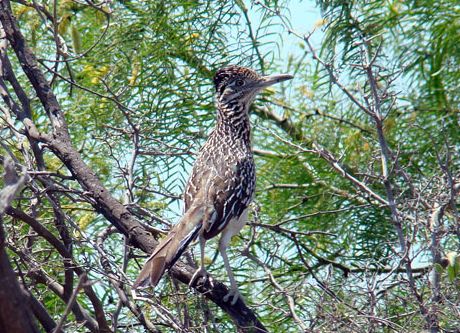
185,150 -> 255,240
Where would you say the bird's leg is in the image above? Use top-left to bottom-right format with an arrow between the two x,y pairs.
218,211 -> 248,305
189,235 -> 212,287
220,245 -> 242,305
219,233 -> 243,305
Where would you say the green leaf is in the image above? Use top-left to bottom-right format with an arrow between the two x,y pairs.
447,266 -> 456,282
71,24 -> 81,54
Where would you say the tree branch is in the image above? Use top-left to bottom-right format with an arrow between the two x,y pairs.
0,1 -> 267,330
0,157 -> 39,333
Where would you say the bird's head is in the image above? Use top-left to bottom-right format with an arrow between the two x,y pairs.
213,65 -> 293,110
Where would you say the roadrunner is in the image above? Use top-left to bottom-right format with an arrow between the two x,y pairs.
133,65 -> 293,304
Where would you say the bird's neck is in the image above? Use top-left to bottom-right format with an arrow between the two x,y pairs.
216,100 -> 251,143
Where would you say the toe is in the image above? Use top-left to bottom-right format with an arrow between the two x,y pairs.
189,268 -> 209,287
223,289 -> 242,305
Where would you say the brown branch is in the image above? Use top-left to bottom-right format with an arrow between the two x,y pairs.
0,1 -> 153,246
0,2 -> 268,331
0,158 -> 39,333
0,16 -> 46,170
359,40 -> 435,329
96,227 -> 159,332
0,234 -> 40,333
26,265 -> 99,332
24,287 -> 57,333
5,207 -> 69,257
6,198 -> 112,332
312,143 -> 388,205
53,274 -> 89,333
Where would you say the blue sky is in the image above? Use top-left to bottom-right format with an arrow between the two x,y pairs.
248,0 -> 324,62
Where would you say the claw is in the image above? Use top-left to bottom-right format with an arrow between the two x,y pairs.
223,288 -> 243,305
189,267 -> 212,288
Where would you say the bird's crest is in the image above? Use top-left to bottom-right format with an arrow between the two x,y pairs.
213,65 -> 258,94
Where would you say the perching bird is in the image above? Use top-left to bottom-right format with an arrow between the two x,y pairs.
133,65 -> 293,304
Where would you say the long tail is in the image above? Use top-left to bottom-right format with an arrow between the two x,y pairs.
133,205 -> 205,289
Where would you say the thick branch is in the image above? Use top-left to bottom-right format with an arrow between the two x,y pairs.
0,2 -> 267,330
0,157 -> 39,332
25,288 -> 57,333
0,241 -> 40,333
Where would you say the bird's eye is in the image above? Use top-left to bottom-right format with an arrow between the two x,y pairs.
235,79 -> 245,86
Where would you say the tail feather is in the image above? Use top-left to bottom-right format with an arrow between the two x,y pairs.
148,255 -> 167,286
133,205 -> 205,289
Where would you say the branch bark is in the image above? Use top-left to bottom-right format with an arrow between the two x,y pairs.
0,243 -> 40,333
0,1 -> 267,331
0,157 -> 39,333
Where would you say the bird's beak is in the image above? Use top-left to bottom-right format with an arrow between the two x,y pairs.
257,73 -> 294,88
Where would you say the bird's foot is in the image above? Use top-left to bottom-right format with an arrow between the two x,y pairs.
189,267 -> 213,288
223,287 -> 243,305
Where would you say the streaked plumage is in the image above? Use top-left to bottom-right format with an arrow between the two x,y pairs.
133,65 -> 293,304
